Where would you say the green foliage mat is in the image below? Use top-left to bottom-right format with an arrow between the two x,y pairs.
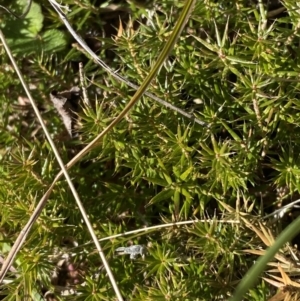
1,0 -> 300,300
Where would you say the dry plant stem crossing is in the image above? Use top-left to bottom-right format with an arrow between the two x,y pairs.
70,219 -> 241,256
0,0 -> 32,19
0,31 -> 124,301
0,0 -> 196,296
96,219 -> 240,244
48,0 -> 207,127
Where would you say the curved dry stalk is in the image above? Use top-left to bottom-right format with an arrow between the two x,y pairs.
98,219 -> 240,242
67,218 -> 241,258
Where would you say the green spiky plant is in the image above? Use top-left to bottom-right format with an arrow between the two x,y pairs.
2,0 -> 300,300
